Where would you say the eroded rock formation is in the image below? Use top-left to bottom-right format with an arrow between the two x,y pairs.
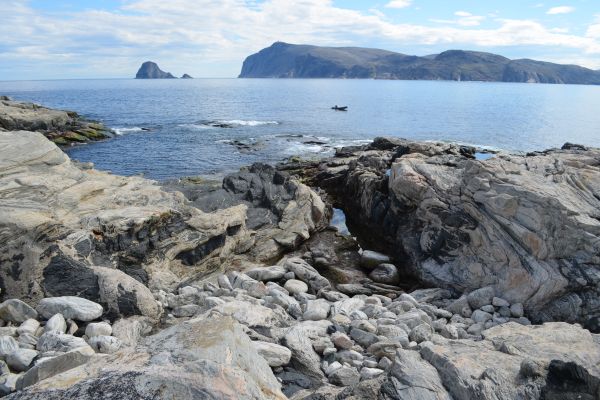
291,137 -> 600,327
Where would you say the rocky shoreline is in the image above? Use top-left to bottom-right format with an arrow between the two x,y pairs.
0,97 -> 112,145
1,102 -> 600,399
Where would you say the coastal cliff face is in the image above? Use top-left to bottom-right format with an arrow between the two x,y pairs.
239,42 -> 600,85
2,103 -> 600,400
135,61 -> 176,79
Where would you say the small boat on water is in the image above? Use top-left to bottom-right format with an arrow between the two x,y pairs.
331,105 -> 348,111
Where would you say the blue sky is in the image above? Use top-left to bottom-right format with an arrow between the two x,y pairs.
1,0 -> 599,80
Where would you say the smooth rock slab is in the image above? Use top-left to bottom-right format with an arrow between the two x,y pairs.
37,297 -> 103,322
253,341 -> 292,367
0,300 -> 37,324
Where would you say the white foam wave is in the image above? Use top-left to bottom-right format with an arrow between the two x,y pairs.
219,120 -> 279,127
113,127 -> 145,135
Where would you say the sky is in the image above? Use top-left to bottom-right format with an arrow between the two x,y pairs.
1,0 -> 599,80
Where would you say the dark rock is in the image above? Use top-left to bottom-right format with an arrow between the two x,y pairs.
181,74 -> 193,79
135,61 -> 176,79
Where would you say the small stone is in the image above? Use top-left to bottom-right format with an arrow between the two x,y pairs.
217,275 -> 233,290
467,323 -> 484,336
253,341 -> 292,367
360,367 -> 384,380
360,250 -> 391,270
331,332 -> 354,350
471,310 -> 493,324
367,340 -> 402,359
350,320 -> 377,333
519,358 -> 546,378
325,361 -> 343,376
498,306 -> 512,318
368,264 -> 399,285
467,287 -> 495,310
349,310 -> 368,320
303,299 -> 330,321
6,348 -> 38,372
67,320 -> 78,335
461,307 -> 473,318
0,299 -> 38,324
481,305 -> 495,313
440,324 -> 459,340
246,266 -> 287,282
335,350 -> 363,364
378,356 -> 393,370
363,359 -> 378,368
323,347 -> 336,356
409,323 -> 433,343
510,303 -> 524,318
329,366 -> 360,386
397,294 -> 419,307
37,297 -> 103,322
0,336 -> 19,358
85,322 -> 112,338
284,279 -> 308,295
492,297 -> 510,308
283,272 -> 295,281
172,304 -> 201,318
18,332 -> 38,349
88,335 -> 121,354
17,319 -> 40,336
44,314 -> 67,334
350,328 -> 379,348
330,314 -> 352,326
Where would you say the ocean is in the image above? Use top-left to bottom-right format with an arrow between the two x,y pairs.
1,78 -> 599,180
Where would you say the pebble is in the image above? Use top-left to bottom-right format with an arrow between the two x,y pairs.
360,367 -> 384,380
0,299 -> 38,324
467,286 -> 495,310
17,319 -> 40,336
409,323 -> 433,343
331,332 -> 354,350
329,366 -> 360,386
44,314 -> 67,334
471,310 -> 493,324
0,336 -> 19,358
510,303 -> 524,318
492,297 -> 510,308
284,279 -> 308,295
85,322 -> 112,338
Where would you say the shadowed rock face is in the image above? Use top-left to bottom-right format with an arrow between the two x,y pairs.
294,137 -> 600,326
135,61 -> 176,79
239,42 -> 600,85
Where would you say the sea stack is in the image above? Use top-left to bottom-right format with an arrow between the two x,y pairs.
135,61 -> 176,79
181,73 -> 193,79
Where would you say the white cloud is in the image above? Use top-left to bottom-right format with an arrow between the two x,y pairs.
547,6 -> 575,15
385,0 -> 412,9
0,0 -> 599,78
431,11 -> 485,27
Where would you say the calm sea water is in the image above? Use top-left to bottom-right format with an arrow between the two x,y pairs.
1,79 -> 599,180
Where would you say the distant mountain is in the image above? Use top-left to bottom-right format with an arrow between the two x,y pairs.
135,61 -> 176,79
239,42 -> 600,85
181,74 -> 193,79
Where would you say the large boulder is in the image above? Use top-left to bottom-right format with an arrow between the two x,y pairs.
308,137 -> 600,325
9,316 -> 286,399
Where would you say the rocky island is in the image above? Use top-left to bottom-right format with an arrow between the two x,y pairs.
240,42 -> 600,85
135,62 -> 193,79
1,101 -> 600,399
